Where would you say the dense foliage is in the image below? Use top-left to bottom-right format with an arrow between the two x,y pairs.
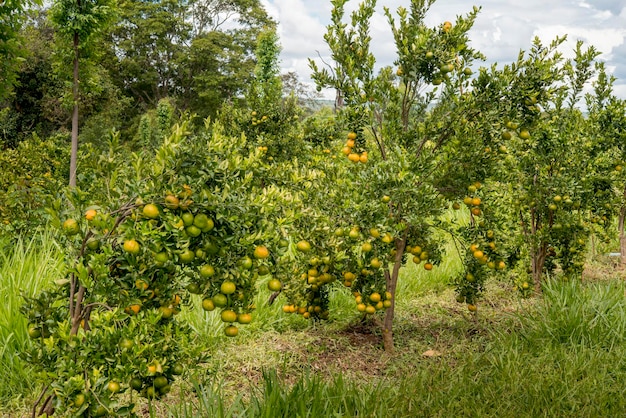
1,0 -> 626,415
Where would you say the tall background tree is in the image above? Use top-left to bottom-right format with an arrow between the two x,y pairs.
108,0 -> 273,119
0,0 -> 42,100
49,0 -> 117,187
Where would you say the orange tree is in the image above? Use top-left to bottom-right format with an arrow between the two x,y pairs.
21,118 -> 298,416
282,0 -> 510,352
488,38 -> 605,291
586,64 -> 626,264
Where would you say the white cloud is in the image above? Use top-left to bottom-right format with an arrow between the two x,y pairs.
264,0 -> 626,99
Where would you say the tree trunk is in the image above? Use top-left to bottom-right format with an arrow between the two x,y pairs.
531,242 -> 547,293
69,30 -> 79,188
382,237 -> 406,353
618,206 -> 626,266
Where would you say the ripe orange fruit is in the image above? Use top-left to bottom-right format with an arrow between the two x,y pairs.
123,239 -> 140,255
471,197 -> 481,206
342,146 -> 352,155
346,139 -> 355,148
369,292 -> 381,303
471,207 -> 481,216
253,245 -> 270,259
142,203 -> 160,219
85,209 -> 97,221
359,153 -> 368,163
268,279 -> 282,292
365,305 -> 376,314
348,153 -> 360,163
424,263 -> 433,270
467,304 -> 477,312
473,250 -> 484,259
370,258 -> 382,269
220,281 -> 236,295
221,309 -> 237,323
442,21 -> 452,32
224,325 -> 239,337
347,132 -> 357,140
127,304 -> 141,315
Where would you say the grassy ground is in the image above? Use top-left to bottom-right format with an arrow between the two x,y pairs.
4,231 -> 626,417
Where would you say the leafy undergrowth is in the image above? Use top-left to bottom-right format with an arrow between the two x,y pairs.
7,243 -> 626,416
165,276 -> 626,418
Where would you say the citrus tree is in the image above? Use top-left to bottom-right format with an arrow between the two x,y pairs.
490,38 -> 604,290
23,118 -> 299,416
287,0 -> 510,352
586,64 -> 626,264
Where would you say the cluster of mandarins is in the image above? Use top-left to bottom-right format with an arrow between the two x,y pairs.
342,131 -> 368,163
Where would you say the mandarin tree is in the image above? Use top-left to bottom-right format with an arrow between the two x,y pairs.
23,117 -> 299,416
586,64 -> 626,264
491,38 -> 604,290
296,0 -> 508,351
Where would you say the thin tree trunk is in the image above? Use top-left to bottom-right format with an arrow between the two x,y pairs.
69,30 -> 79,188
531,242 -> 547,293
382,237 -> 406,353
618,206 -> 626,265
618,188 -> 626,265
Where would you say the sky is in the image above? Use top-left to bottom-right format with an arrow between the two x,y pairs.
260,0 -> 626,100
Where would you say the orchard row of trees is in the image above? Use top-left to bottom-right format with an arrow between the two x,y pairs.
2,0 -> 626,416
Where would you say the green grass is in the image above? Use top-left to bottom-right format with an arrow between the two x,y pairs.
6,227 -> 626,417
166,277 -> 626,418
0,230 -> 64,408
